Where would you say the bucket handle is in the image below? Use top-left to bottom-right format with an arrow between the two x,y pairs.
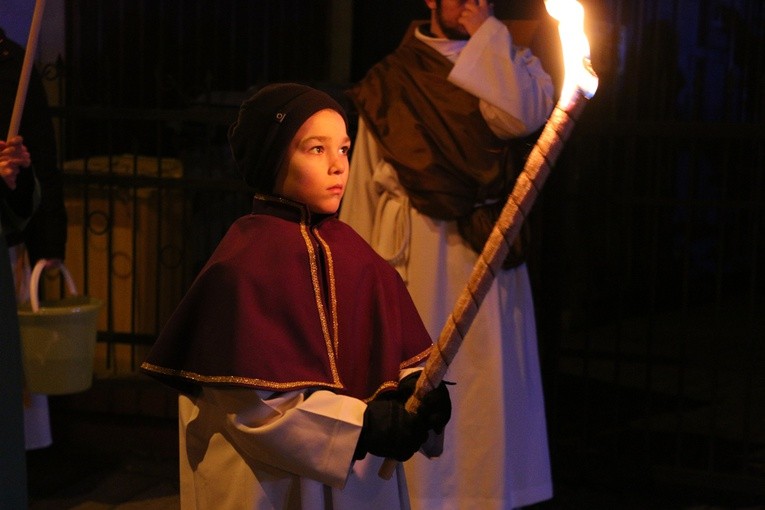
30,259 -> 78,313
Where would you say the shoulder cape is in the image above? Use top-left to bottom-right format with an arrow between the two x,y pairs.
349,22 -> 529,265
141,195 -> 432,401
349,22 -> 517,221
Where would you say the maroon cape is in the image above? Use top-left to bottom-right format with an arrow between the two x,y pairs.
141,194 -> 432,401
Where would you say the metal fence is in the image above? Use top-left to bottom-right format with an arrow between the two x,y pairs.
42,0 -> 764,500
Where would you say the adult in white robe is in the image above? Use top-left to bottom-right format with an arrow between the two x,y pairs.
340,10 -> 556,510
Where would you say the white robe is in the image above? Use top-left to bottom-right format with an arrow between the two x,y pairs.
179,388 -> 409,510
179,369 -> 424,510
340,17 -> 554,510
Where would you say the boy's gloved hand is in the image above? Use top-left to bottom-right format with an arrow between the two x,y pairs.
353,372 -> 453,461
395,371 -> 452,435
354,395 -> 428,461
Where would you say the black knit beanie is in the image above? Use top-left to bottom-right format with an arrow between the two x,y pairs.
228,83 -> 348,192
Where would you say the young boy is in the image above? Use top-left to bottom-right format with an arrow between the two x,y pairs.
140,83 -> 451,509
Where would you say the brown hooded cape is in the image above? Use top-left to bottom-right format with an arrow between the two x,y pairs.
348,22 -> 534,264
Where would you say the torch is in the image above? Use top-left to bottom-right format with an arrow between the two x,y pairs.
7,0 -> 47,139
378,0 -> 599,479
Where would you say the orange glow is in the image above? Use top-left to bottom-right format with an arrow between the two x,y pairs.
545,0 -> 599,104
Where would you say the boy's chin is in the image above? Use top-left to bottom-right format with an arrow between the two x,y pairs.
309,204 -> 340,215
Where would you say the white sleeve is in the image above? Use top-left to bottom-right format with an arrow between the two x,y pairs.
204,387 -> 367,489
449,16 -> 554,138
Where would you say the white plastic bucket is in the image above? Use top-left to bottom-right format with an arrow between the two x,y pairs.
17,259 -> 102,395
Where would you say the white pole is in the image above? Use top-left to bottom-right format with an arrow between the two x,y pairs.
7,0 -> 47,139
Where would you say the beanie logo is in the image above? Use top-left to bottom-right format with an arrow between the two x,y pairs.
275,112 -> 286,123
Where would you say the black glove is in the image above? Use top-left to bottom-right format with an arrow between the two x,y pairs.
395,371 -> 452,435
354,394 -> 428,462
353,372 -> 453,462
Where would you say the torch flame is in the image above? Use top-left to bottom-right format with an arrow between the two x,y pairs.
545,0 -> 599,105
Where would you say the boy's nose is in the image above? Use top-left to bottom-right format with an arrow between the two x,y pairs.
329,157 -> 347,174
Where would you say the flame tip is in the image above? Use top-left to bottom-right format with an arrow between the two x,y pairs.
545,0 -> 599,102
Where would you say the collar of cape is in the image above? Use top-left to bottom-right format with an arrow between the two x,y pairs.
141,194 -> 432,401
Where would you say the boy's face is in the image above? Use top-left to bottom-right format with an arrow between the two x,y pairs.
273,109 -> 351,215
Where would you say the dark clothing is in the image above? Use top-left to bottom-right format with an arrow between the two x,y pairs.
141,194 -> 432,401
0,157 -> 37,222
1,28 -> 67,263
349,22 -> 528,265
350,22 -> 517,222
0,234 -> 28,510
0,138 -> 37,510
